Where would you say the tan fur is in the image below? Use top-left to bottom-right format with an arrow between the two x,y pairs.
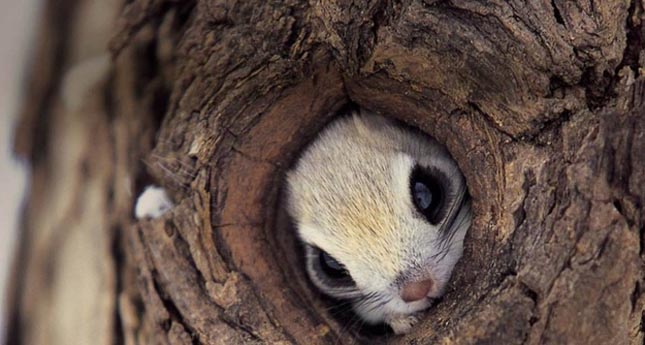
286,110 -> 471,333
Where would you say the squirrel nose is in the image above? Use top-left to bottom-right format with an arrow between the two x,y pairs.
400,279 -> 433,302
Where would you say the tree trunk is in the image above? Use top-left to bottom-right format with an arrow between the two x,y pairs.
7,0 -> 645,344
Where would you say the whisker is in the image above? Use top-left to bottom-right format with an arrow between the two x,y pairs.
360,294 -> 391,314
150,153 -> 195,170
334,311 -> 360,345
435,212 -> 471,263
325,299 -> 354,316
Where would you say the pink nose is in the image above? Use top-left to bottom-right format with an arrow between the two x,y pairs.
400,279 -> 433,302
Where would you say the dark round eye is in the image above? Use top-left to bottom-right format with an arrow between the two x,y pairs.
414,181 -> 433,209
305,246 -> 358,298
319,251 -> 349,279
410,165 -> 445,224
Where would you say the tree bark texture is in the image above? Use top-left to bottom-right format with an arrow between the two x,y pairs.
6,0 -> 645,344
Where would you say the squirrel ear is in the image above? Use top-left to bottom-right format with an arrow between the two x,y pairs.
352,109 -> 390,134
351,109 -> 395,147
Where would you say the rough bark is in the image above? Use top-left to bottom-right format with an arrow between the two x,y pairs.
7,0 -> 645,344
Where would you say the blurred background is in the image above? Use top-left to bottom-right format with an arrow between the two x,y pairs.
0,0 -> 42,342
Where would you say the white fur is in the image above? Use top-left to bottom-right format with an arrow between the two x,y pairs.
287,111 -> 472,334
134,185 -> 174,219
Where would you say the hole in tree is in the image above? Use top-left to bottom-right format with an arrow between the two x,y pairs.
274,104 -> 473,341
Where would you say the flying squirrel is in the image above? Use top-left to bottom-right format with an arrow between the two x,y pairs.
286,110 -> 472,334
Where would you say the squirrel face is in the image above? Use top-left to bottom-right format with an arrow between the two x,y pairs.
286,111 -> 472,334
